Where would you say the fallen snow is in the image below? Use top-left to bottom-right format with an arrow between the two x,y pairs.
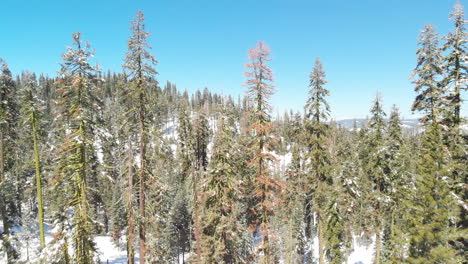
2,220 -> 375,264
95,235 -> 138,264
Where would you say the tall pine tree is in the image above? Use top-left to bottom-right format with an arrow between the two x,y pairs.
54,32 -> 102,263
304,57 -> 332,264
19,72 -> 46,249
122,10 -> 158,264
244,41 -> 282,264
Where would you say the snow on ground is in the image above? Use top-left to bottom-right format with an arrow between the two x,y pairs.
2,220 -> 375,263
267,150 -> 292,173
348,235 -> 375,264
95,235 -> 138,264
163,118 -> 178,140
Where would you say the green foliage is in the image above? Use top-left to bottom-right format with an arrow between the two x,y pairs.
54,32 -> 101,263
0,58 -> 20,262
406,123 -> 461,263
411,24 -> 444,124
441,1 -> 467,128
122,10 -> 159,263
0,4 -> 465,263
304,57 -> 332,264
325,194 -> 345,264
200,116 -> 243,263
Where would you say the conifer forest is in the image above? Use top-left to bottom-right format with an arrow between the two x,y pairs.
0,2 -> 467,264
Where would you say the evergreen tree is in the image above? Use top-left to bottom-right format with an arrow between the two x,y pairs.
304,57 -> 332,264
281,143 -> 306,264
324,193 -> 345,264
335,128 -> 361,263
192,105 -> 210,172
191,105 -> 211,262
122,10 -> 158,264
411,24 -> 444,124
145,136 -> 173,263
382,105 -> 410,264
406,122 -> 461,263
0,58 -> 19,263
244,41 -> 282,264
442,1 -> 467,129
200,116 -> 243,263
54,32 -> 101,263
361,94 -> 388,264
19,72 -> 46,249
441,3 -> 468,252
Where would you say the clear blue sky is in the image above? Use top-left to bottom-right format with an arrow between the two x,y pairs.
1,0 -> 466,119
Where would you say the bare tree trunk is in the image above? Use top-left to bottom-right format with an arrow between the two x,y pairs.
374,185 -> 382,264
32,112 -> 45,249
127,143 -> 135,264
138,95 -> 147,264
318,210 -> 325,264
374,224 -> 381,264
192,170 -> 202,263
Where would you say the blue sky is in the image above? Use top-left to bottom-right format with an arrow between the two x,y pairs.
1,0 -> 465,119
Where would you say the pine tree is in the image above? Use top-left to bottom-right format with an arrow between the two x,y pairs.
19,72 -> 46,249
282,143 -> 306,264
441,3 -> 468,251
244,41 -> 282,264
362,94 -> 388,264
406,122 -> 461,263
324,193 -> 345,264
122,10 -> 158,264
54,32 -> 102,263
192,105 -> 210,172
0,58 -> 19,263
442,1 -> 467,129
100,84 -> 126,239
144,134 -> 172,263
411,24 -> 444,124
191,105 -> 211,262
335,128 -> 361,263
304,57 -> 332,264
382,105 -> 410,264
175,93 -> 194,256
177,93 -> 194,176
200,116 -> 243,263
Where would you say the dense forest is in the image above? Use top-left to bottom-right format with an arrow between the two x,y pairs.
0,2 -> 466,264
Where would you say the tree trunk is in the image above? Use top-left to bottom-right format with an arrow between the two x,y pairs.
138,95 -> 147,264
454,50 -> 460,128
374,185 -> 382,264
32,112 -> 45,249
304,191 -> 313,254
78,124 -> 92,263
192,170 -> 202,263
127,143 -> 135,264
318,210 -> 325,264
374,226 -> 381,264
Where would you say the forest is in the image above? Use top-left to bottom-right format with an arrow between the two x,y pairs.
0,2 -> 466,264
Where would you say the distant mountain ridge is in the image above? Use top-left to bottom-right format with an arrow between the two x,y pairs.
335,119 -> 421,129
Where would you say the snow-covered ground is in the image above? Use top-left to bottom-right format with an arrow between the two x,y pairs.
2,220 -> 374,264
0,223 -> 138,264
95,236 -> 137,264
348,236 -> 375,264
